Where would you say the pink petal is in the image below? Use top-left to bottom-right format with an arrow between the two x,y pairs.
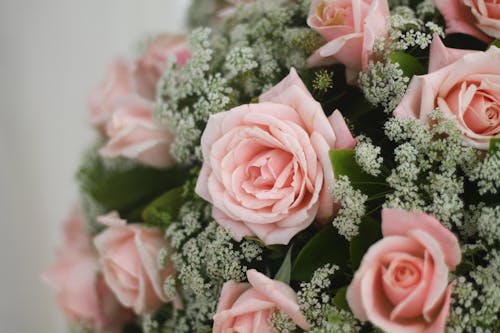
247,270 -> 310,330
428,34 -> 476,72
382,208 -> 461,269
328,109 -> 356,149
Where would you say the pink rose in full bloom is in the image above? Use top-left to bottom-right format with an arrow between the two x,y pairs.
99,95 -> 175,168
93,212 -> 176,315
433,0 -> 500,41
195,68 -> 356,245
394,35 -> 500,149
213,269 -> 310,332
307,0 -> 390,83
346,208 -> 461,333
42,207 -> 130,332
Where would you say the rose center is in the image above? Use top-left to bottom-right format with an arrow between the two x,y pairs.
390,262 -> 420,287
246,149 -> 293,190
317,2 -> 347,26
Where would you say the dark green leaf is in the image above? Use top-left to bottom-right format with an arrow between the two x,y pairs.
329,149 -> 388,196
142,186 -> 185,227
489,138 -> 500,154
349,216 -> 382,269
292,224 -> 349,281
333,286 -> 350,312
388,51 -> 425,78
274,246 -> 293,284
77,152 -> 188,212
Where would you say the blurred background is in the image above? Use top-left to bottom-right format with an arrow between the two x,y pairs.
0,1 -> 189,331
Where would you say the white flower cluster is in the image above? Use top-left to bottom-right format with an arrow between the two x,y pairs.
156,0 -> 321,165
165,199 -> 263,332
387,6 -> 444,52
331,176 -> 368,240
354,135 -> 384,177
298,264 -> 339,326
447,251 -> 500,333
359,60 -> 409,113
382,115 -> 488,228
270,311 -> 297,333
298,265 -> 361,332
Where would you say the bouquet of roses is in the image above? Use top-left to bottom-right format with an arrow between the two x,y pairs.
43,0 -> 499,332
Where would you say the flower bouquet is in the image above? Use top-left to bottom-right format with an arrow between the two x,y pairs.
43,0 -> 499,332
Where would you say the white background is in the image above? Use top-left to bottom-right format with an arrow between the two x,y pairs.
0,1 -> 189,332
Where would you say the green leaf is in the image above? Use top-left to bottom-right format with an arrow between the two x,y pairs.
489,138 -> 500,154
333,286 -> 350,312
291,224 -> 349,281
274,246 -> 293,284
490,39 -> 500,49
349,216 -> 382,269
329,149 -> 388,196
388,51 -> 425,78
77,152 -> 189,212
142,186 -> 185,227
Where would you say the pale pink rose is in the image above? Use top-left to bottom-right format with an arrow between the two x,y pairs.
135,34 -> 191,100
394,35 -> 500,149
307,0 -> 390,83
42,207 -> 130,332
433,0 -> 500,41
99,95 -> 175,168
213,269 -> 310,332
195,68 -> 356,245
89,58 -> 135,134
93,212 -> 176,314
346,208 -> 461,333
90,34 -> 189,166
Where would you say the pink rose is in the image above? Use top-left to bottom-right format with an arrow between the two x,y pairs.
346,208 -> 461,333
307,0 -> 389,83
433,0 -> 499,41
99,95 -> 175,168
42,207 -> 130,332
90,34 -> 190,167
394,35 -> 500,149
195,68 -> 356,245
89,58 -> 135,134
93,212 -> 176,314
213,269 -> 310,332
135,34 -> 191,100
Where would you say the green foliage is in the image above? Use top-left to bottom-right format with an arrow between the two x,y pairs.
349,217 -> 382,269
333,287 -> 350,312
292,225 -> 349,281
388,51 -> 425,77
489,138 -> 500,153
490,39 -> 500,49
330,149 -> 388,196
142,186 -> 185,228
274,246 -> 293,284
77,145 -> 189,218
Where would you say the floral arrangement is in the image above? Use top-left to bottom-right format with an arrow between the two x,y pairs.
43,0 -> 499,332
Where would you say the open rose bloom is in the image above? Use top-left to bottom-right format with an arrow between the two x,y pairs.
195,68 -> 355,245
434,0 -> 500,41
94,212 -> 177,315
89,34 -> 190,168
213,269 -> 309,332
394,36 -> 500,149
347,209 -> 461,333
42,207 -> 130,332
307,0 -> 389,82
